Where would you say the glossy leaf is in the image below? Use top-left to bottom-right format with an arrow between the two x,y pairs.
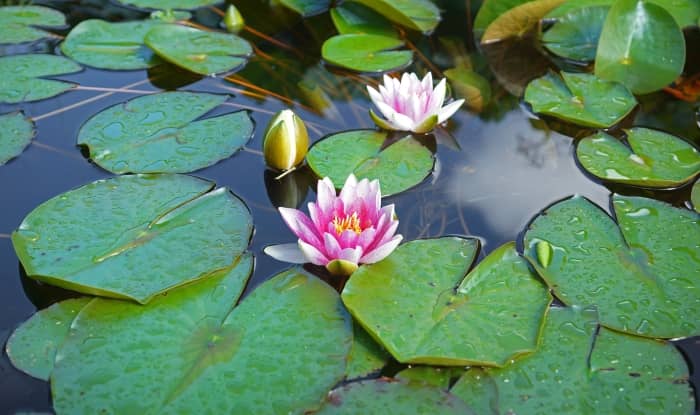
481,0 -> 566,44
331,2 -> 398,37
542,6 -> 607,61
342,240 -> 551,365
306,130 -> 433,196
12,174 -> 253,304
78,92 -> 253,174
349,0 -> 441,33
444,67 -> 491,112
595,0 -> 685,94
145,25 -> 253,75
61,20 -> 164,70
346,322 -> 390,380
0,112 -> 35,165
576,128 -> 700,188
523,195 -> 700,338
396,366 -> 465,389
452,307 -> 694,414
524,71 -> 637,128
0,5 -> 65,44
547,0 -> 700,28
0,54 -> 81,104
473,0 -> 531,38
279,0 -> 331,16
322,34 -> 412,73
693,179 -> 700,213
116,0 -> 218,10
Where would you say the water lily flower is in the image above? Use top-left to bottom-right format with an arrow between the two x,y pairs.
367,72 -> 464,133
262,109 -> 309,173
264,174 -> 402,276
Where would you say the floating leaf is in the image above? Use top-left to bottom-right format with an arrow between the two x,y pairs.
396,366 -> 465,389
52,262 -> 353,414
145,25 -> 252,75
279,0 -> 331,16
116,0 -> 218,10
523,195 -> 700,338
0,5 -> 65,45
0,54 -> 81,104
306,130 -> 433,196
481,0 -> 566,44
348,0 -> 441,33
331,2 -> 398,37
315,379 -> 474,414
595,0 -> 685,94
61,20 -> 164,70
542,6 -> 607,61
452,307 -> 694,414
547,0 -> 700,28
0,112 -> 35,165
342,240 -> 551,365
473,0 -> 531,38
576,128 -> 700,188
346,322 -> 390,380
12,174 -> 253,304
78,92 -> 253,174
524,71 -> 637,128
322,34 -> 412,73
6,297 -> 91,381
693,179 -> 700,213
444,67 -> 491,112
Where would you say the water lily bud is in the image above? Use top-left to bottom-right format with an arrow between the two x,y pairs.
263,109 -> 309,172
224,5 -> 245,34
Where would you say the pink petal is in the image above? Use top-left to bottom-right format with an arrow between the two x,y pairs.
299,239 -> 330,266
356,227 -> 377,250
338,247 -> 362,264
338,229 -> 359,249
264,243 -> 307,264
278,207 -> 322,245
360,235 -> 403,263
323,232 -> 342,259
316,177 -> 337,216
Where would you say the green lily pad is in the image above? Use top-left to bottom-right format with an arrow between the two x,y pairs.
523,194 -> 700,338
473,0 -> 530,38
61,20 -> 165,70
12,174 -> 253,304
546,0 -> 700,28
279,0 -> 331,16
444,67 -> 491,112
52,262 -> 353,414
542,6 -> 607,61
342,239 -> 551,366
396,366 -> 465,389
116,0 -> 218,10
524,71 -> 637,128
576,128 -> 700,188
348,0 -> 441,33
321,34 -> 412,73
545,0 -> 611,18
0,112 -> 35,165
331,2 -> 398,37
306,130 -> 434,196
78,92 -> 253,174
481,0 -> 566,44
692,179 -> 700,213
346,322 -> 390,380
0,54 -> 82,104
451,306 -> 694,414
595,0 -> 685,94
145,25 -> 252,76
0,5 -> 65,44
315,379 -> 474,414
6,297 -> 92,381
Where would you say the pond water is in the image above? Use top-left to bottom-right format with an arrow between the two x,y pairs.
1,0 -> 699,413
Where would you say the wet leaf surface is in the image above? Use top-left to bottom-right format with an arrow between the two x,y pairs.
396,366 -> 465,389
542,5 -> 607,61
0,111 -> 35,165
0,5 -> 65,45
321,34 -> 412,73
0,54 -> 82,104
346,322 -> 390,380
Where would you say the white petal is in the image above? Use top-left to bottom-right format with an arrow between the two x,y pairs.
367,85 -> 384,106
339,173 -> 358,203
437,99 -> 465,123
388,110 -> 417,131
375,101 -> 404,129
299,239 -> 330,265
429,78 -> 447,113
264,243 -> 307,264
421,72 -> 433,91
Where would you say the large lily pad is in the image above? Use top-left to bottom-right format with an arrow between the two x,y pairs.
306,130 -> 433,196
0,5 -> 65,45
0,54 -> 82,104
52,262 -> 352,414
78,92 -> 253,174
342,239 -> 551,366
523,195 -> 700,338
524,71 -> 637,128
0,112 -> 35,165
348,0 -> 441,33
331,2 -> 398,37
279,0 -> 331,16
473,0 -> 531,38
145,25 -> 253,76
61,20 -> 164,70
546,0 -> 700,28
321,34 -> 412,73
595,0 -> 685,94
12,174 -> 253,304
481,0 -> 565,44
542,6 -> 607,61
346,322 -> 390,380
576,128 -> 700,188
451,306 -> 694,414
116,0 -> 218,10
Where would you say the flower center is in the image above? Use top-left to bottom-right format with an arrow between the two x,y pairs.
332,212 -> 362,235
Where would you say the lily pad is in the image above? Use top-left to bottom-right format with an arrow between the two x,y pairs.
396,366 -> 465,389
61,20 -> 164,70
523,194 -> 700,338
348,0 -> 441,33
473,0 -> 530,38
576,128 -> 700,188
331,2 -> 398,37
145,25 -> 253,76
78,92 -> 253,174
0,5 -> 65,45
342,239 -> 551,365
315,379 -> 474,414
116,0 -> 218,10
546,0 -> 700,28
542,6 -> 607,61
0,112 -> 35,165
444,67 -> 491,112
12,174 -> 253,304
306,130 -> 434,196
279,0 -> 331,16
481,0 -> 566,44
693,179 -> 700,213
321,34 -> 412,73
451,306 -> 694,414
524,71 -> 637,128
6,297 -> 92,381
346,322 -> 390,380
0,54 -> 82,104
595,0 -> 685,94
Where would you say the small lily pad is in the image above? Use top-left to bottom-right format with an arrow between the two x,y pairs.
145,25 -> 253,75
346,322 -> 390,380
342,239 -> 551,366
348,0 -> 441,33
322,34 -> 412,73
523,195 -> 700,338
331,2 -> 398,37
306,130 -> 434,196
279,0 -> 331,16
481,0 -> 566,44
542,6 -> 607,61
0,112 -> 35,165
78,91 -> 253,174
576,128 -> 700,188
0,5 -> 65,45
524,71 -> 637,128
0,54 -> 82,104
116,0 -> 218,10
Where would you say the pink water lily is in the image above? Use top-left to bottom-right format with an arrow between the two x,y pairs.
264,174 -> 402,276
367,72 -> 464,133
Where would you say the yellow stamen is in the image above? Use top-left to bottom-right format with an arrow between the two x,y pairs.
332,212 -> 362,235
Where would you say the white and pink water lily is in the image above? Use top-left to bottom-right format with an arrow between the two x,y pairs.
367,72 -> 464,134
264,174 -> 402,276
